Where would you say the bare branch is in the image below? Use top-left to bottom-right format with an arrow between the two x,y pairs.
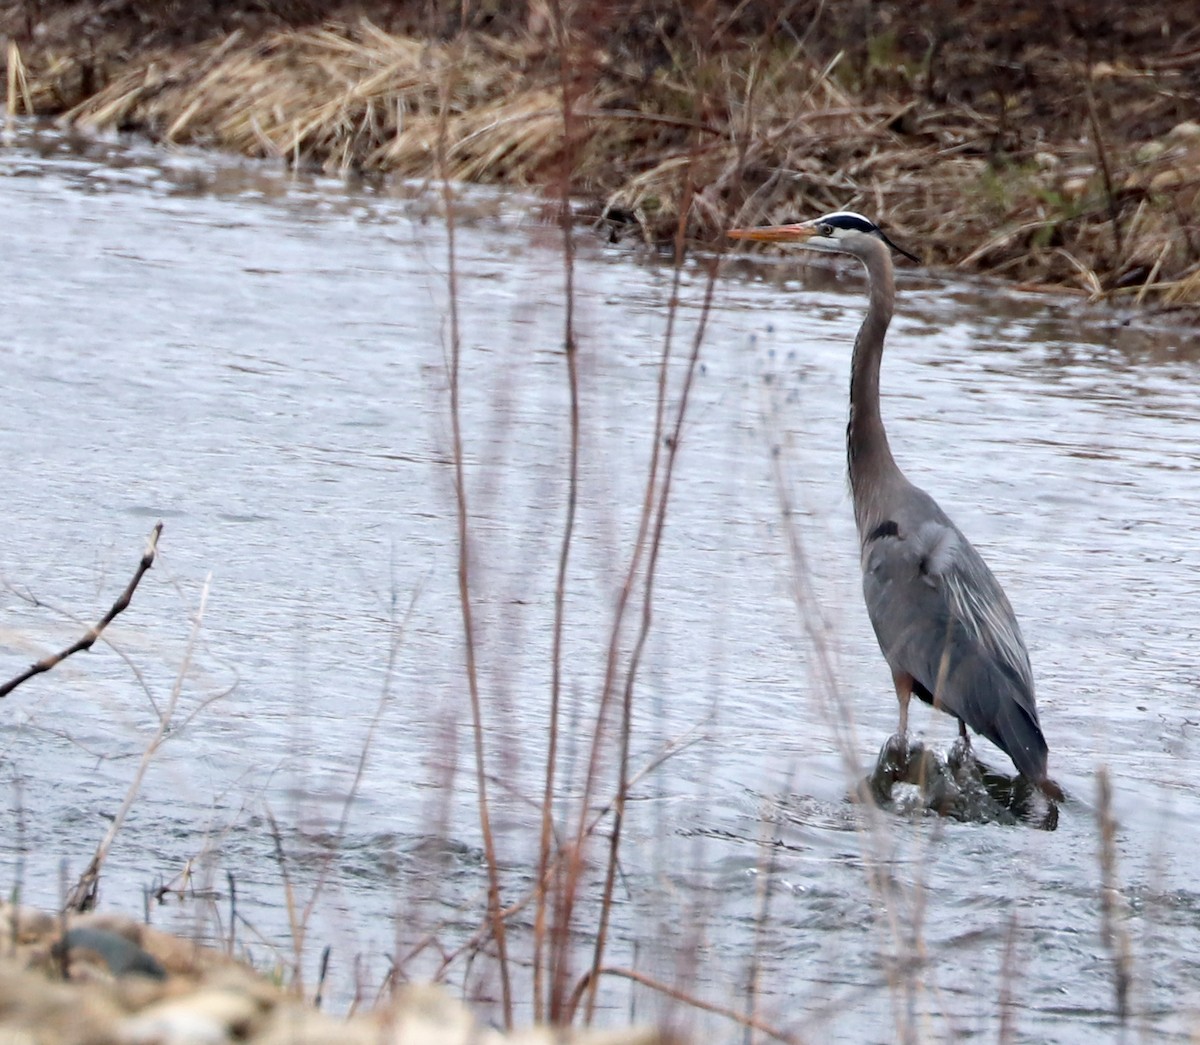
0,523 -> 163,700
437,40 -> 512,1027
573,965 -> 809,1045
65,567 -> 208,912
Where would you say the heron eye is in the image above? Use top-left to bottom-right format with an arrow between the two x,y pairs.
818,223 -> 835,237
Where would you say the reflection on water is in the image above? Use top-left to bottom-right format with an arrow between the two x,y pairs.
1,119 -> 1199,1040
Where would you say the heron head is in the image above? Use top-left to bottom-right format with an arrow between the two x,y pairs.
727,211 -> 918,263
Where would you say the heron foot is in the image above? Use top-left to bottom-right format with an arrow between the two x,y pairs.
946,734 -> 976,776
878,732 -> 913,775
866,734 -> 960,814
858,734 -> 1058,830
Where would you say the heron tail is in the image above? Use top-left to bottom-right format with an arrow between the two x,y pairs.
992,699 -> 1061,801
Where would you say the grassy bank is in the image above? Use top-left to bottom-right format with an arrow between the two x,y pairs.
2,0 -> 1199,309
2,1 -> 1200,309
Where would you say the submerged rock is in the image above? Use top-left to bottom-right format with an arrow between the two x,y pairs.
861,735 -> 1059,830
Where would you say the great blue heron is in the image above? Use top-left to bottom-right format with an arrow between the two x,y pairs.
728,211 -> 1062,802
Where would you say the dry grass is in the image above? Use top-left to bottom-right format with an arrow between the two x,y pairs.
3,3 -> 1199,307
42,24 -> 623,192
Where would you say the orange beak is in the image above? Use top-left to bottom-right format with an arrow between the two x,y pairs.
726,223 -> 817,243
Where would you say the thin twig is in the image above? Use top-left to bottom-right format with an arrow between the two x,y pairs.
425,725 -> 703,989
264,806 -> 303,989
551,71 -> 688,1010
1082,73 -> 1123,258
437,38 -> 513,1028
2,583 -> 164,718
0,523 -> 163,700
9,771 -> 26,948
573,965 -> 808,1045
6,41 -> 33,120
65,567 -> 208,912
314,944 -> 332,1010
997,912 -> 1020,1045
534,0 -> 581,1021
1096,768 -> 1132,1022
746,767 -> 793,1045
584,182 -> 716,1023
226,871 -> 237,956
269,581 -> 420,995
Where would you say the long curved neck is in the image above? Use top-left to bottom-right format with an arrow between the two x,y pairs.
847,239 -> 902,534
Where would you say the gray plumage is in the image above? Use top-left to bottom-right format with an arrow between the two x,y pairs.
728,211 -> 1057,796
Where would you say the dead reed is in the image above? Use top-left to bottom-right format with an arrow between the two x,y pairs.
3,2 -> 1197,308
1096,767 -> 1133,1023
533,0 -> 582,1022
438,32 -> 515,1030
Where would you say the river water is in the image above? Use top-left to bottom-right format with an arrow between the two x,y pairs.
1,120 -> 1198,1042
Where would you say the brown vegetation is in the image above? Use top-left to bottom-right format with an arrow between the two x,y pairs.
3,1 -> 1199,308
0,903 -> 664,1044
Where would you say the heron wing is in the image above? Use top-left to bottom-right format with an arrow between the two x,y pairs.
861,517 -> 1048,779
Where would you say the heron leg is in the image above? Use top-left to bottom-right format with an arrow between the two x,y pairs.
892,671 -> 913,736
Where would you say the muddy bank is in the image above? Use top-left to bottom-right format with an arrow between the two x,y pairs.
2,1 -> 1198,309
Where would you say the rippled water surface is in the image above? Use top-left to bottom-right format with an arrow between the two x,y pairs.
2,122 -> 1199,1041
